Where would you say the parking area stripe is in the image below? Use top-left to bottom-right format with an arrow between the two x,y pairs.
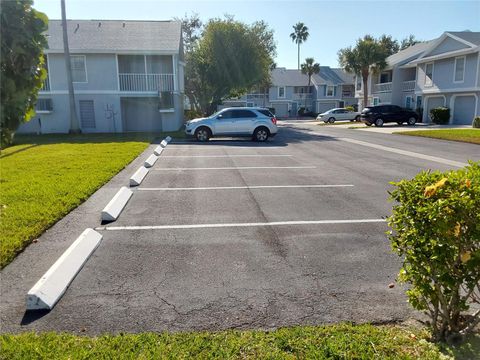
339,137 -> 468,168
160,154 -> 292,158
137,184 -> 354,191
96,218 -> 385,231
153,166 -> 316,171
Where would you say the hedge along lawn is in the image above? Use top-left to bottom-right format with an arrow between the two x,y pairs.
3,324 -> 479,359
394,129 -> 480,145
0,132 -> 183,268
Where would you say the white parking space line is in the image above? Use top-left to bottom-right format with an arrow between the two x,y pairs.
96,218 -> 386,231
161,154 -> 292,158
339,137 -> 468,168
137,184 -> 354,191
153,166 -> 316,171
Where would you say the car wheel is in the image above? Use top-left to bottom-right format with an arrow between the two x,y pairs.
195,127 -> 211,142
328,117 -> 335,123
374,118 -> 384,127
365,122 -> 372,127
253,127 -> 269,142
407,117 -> 417,126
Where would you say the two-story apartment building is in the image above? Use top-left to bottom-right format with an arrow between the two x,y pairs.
355,31 -> 480,124
18,20 -> 185,134
220,67 -> 355,117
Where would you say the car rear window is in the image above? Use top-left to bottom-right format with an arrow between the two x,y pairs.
258,109 -> 274,117
362,108 -> 372,113
233,110 -> 257,118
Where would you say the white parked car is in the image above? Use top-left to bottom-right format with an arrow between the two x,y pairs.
316,108 -> 361,123
185,107 -> 278,142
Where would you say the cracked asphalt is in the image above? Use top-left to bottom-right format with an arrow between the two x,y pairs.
1,122 -> 478,335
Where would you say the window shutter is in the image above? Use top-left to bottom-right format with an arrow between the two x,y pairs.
333,86 -> 337,97
324,85 -> 326,96
79,100 -> 96,128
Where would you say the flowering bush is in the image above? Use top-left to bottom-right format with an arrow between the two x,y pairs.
388,162 -> 480,342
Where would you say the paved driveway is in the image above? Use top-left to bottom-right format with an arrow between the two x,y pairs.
1,123 -> 478,334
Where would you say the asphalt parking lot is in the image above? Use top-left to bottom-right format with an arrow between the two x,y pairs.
1,122 -> 478,334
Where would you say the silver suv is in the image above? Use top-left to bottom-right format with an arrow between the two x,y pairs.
185,107 -> 278,142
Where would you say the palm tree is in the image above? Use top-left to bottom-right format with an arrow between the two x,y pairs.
338,35 -> 388,109
61,0 -> 80,133
290,23 -> 309,70
300,58 -> 320,109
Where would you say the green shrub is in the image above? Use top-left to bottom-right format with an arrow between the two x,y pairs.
473,116 -> 480,129
184,109 -> 203,120
429,107 -> 450,125
345,106 -> 355,112
388,162 -> 480,343
297,107 -> 306,116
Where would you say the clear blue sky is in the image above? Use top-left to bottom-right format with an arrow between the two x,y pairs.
34,0 -> 480,69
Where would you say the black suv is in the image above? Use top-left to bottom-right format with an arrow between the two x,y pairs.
360,105 -> 418,127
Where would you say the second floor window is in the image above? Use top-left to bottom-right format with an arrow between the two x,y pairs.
326,85 -> 334,97
454,57 -> 465,83
278,87 -> 285,98
71,55 -> 87,82
425,63 -> 433,87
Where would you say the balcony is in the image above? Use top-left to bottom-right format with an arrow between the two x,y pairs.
402,80 -> 416,92
292,93 -> 313,101
119,73 -> 174,92
40,77 -> 50,91
373,82 -> 392,93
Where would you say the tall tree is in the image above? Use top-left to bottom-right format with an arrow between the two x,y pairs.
400,34 -> 421,50
61,0 -> 80,133
378,34 -> 400,56
338,35 -> 388,109
300,58 -> 320,109
290,22 -> 309,70
187,18 -> 275,114
0,0 -> 48,147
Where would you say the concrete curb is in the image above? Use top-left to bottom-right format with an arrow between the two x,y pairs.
144,154 -> 158,168
101,186 -> 133,221
165,136 -> 172,143
160,139 -> 168,148
153,145 -> 163,156
26,228 -> 103,310
129,166 -> 149,187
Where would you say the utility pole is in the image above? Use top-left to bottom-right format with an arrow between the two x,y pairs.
61,0 -> 80,133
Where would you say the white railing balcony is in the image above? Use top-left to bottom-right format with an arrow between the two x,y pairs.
292,93 -> 313,101
40,77 -> 50,91
246,93 -> 268,99
119,73 -> 174,92
373,82 -> 392,93
402,80 -> 416,92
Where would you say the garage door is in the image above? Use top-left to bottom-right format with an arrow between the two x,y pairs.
425,97 -> 445,122
453,96 -> 476,125
317,102 -> 337,113
122,97 -> 162,132
273,103 -> 288,117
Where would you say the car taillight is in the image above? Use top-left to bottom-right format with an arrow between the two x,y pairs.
271,117 -> 277,125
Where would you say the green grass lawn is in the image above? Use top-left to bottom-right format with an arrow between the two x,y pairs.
395,129 -> 480,144
0,131 -> 183,268
1,324 -> 478,359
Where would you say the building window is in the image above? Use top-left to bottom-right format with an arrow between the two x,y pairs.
454,56 -> 465,83
35,98 -> 53,112
416,96 -> 422,109
71,55 -> 87,82
278,87 -> 285,98
159,91 -> 174,109
405,96 -> 413,109
79,100 -> 96,128
356,76 -> 362,90
379,71 -> 391,83
326,85 -> 334,97
373,97 -> 379,106
425,62 -> 433,87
